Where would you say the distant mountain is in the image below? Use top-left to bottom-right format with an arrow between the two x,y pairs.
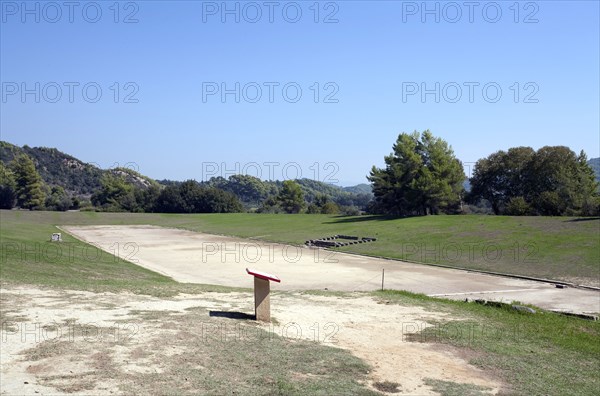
193,176 -> 371,209
463,179 -> 471,192
588,157 -> 600,182
343,183 -> 372,194
296,179 -> 372,207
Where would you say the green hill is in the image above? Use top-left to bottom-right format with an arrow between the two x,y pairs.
343,183 -> 372,194
171,176 -> 372,210
0,141 -> 371,210
0,141 -> 102,195
0,141 -> 160,197
296,178 -> 372,208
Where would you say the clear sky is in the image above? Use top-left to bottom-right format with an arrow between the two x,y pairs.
1,0 -> 599,186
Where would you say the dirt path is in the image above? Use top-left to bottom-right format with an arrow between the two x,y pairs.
63,225 -> 600,314
0,285 -> 501,395
264,293 -> 500,394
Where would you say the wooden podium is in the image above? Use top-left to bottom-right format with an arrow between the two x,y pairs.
246,268 -> 281,322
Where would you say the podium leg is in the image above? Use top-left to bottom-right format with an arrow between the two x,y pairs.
254,277 -> 271,322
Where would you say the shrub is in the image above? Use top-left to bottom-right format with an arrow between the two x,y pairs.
504,196 -> 532,216
536,191 -> 567,216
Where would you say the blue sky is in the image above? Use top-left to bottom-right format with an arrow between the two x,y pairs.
1,0 -> 599,185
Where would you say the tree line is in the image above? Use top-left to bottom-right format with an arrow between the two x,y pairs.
0,155 -> 364,214
469,146 -> 598,215
368,130 -> 599,216
2,132 -> 598,216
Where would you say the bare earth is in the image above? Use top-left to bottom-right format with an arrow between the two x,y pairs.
64,225 -> 600,314
1,285 -> 501,395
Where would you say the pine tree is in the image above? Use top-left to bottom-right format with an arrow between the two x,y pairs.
10,154 -> 46,210
368,131 -> 465,215
277,180 -> 305,213
0,161 -> 16,209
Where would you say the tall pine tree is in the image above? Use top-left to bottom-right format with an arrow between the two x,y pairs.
277,180 -> 305,214
368,130 -> 465,216
10,154 -> 46,210
0,161 -> 16,209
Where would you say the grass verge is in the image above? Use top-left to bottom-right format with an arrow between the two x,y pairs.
374,289 -> 600,396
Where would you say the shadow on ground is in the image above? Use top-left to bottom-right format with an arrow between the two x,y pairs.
565,217 -> 600,222
324,215 -> 403,224
209,310 -> 256,320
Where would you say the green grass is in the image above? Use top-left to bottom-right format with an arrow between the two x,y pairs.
376,290 -> 600,396
2,210 -> 599,286
0,210 -> 245,296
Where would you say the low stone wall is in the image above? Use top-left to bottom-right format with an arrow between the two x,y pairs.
305,235 -> 377,248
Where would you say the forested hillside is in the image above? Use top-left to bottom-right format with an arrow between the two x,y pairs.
0,141 -> 102,195
0,141 -> 372,213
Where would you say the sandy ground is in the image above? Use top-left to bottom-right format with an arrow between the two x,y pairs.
1,285 -> 501,395
63,225 -> 600,314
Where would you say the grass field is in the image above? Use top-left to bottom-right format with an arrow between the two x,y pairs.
1,210 -> 599,395
2,210 -> 598,286
0,210 -> 240,296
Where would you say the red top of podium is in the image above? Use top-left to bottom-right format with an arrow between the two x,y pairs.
246,268 -> 281,283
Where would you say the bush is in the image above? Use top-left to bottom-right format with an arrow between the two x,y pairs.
339,206 -> 361,216
536,191 -> 567,216
306,203 -> 320,214
461,200 -> 494,215
504,196 -> 532,216
154,181 -> 243,213
321,201 -> 340,214
580,196 -> 600,216
256,195 -> 283,213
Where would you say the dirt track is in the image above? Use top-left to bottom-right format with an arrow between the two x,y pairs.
63,225 -> 600,314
